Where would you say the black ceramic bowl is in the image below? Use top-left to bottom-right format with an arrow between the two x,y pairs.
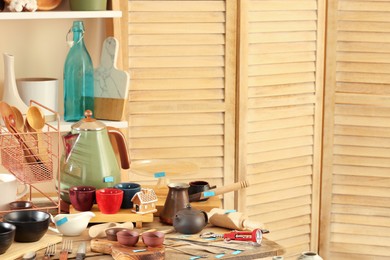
8,200 -> 34,210
3,210 -> 50,242
0,222 -> 16,254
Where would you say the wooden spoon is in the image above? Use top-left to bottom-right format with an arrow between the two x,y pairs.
26,106 -> 48,162
10,106 -> 25,138
0,102 -> 40,164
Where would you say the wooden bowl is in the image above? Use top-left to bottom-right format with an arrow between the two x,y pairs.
36,0 -> 62,10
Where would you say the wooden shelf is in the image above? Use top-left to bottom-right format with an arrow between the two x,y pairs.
70,205 -> 154,228
55,119 -> 128,132
0,11 -> 121,20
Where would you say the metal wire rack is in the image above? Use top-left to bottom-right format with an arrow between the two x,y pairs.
0,100 -> 61,214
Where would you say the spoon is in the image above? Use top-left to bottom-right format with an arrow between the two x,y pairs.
26,106 -> 48,162
0,102 -> 40,164
10,106 -> 25,137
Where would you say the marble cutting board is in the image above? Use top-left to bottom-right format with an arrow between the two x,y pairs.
94,37 -> 129,121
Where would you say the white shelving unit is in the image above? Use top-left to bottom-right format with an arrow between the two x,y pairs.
0,11 -> 121,20
55,119 -> 128,132
0,0 -> 127,130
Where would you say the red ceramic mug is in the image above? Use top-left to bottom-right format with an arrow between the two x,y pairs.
69,186 -> 96,211
96,188 -> 123,214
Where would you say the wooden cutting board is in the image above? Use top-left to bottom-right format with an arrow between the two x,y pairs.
91,238 -> 165,260
94,37 -> 130,121
2,233 -> 62,259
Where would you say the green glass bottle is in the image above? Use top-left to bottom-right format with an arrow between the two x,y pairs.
64,21 -> 94,122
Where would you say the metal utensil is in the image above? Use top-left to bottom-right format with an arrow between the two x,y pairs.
59,240 -> 73,260
164,240 -> 225,254
22,251 -> 36,260
43,243 -> 56,260
75,242 -> 86,260
164,245 -> 208,258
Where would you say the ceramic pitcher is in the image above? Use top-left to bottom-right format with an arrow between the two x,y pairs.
160,183 -> 190,225
60,110 -> 130,203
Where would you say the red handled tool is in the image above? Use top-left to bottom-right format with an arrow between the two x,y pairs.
200,229 -> 269,245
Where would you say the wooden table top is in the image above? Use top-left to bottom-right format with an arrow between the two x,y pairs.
29,218 -> 285,259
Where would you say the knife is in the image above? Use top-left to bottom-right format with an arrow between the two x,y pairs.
75,242 -> 87,260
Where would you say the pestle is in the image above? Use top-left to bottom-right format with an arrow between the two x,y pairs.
207,208 -> 266,231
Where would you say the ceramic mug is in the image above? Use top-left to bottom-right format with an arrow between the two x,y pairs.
69,186 -> 96,211
113,182 -> 141,209
96,188 -> 123,214
188,181 -> 210,201
0,173 -> 28,210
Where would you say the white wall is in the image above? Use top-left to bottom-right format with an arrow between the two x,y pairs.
0,18 -> 107,115
0,18 -> 107,195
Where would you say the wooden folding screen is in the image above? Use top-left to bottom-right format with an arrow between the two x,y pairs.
123,0 -> 237,209
236,0 -> 325,259
321,0 -> 390,259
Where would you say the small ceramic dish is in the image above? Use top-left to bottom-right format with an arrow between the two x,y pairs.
117,230 -> 139,246
141,231 -> 165,247
105,227 -> 132,241
8,201 -> 34,210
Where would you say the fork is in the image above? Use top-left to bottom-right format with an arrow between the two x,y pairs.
59,240 -> 73,260
43,243 -> 56,260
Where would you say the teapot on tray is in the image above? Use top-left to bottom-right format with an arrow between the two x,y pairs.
59,110 -> 130,203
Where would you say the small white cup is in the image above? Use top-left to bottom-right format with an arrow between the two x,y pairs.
0,173 -> 28,210
16,77 -> 58,122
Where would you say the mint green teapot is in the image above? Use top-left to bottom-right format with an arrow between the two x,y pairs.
60,110 -> 130,203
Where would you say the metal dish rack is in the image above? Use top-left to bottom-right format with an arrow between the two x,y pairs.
0,101 -> 61,214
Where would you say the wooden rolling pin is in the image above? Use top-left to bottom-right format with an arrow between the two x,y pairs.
189,180 -> 250,202
207,208 -> 266,230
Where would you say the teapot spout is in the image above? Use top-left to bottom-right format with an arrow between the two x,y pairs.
62,132 -> 80,162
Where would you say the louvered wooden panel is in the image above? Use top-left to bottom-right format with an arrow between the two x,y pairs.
237,0 -> 325,259
123,0 -> 237,207
321,0 -> 390,259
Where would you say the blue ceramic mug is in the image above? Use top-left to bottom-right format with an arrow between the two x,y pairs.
113,183 -> 141,209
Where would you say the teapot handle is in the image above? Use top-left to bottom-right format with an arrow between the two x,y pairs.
107,127 -> 130,170
201,210 -> 208,226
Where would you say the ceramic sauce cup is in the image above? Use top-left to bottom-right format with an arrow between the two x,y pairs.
96,188 -> 123,214
141,231 -> 165,247
113,182 -> 141,209
0,173 -> 28,210
117,230 -> 139,246
69,186 -> 96,211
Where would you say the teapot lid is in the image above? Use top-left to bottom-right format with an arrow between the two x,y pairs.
177,204 -> 198,216
71,110 -> 106,131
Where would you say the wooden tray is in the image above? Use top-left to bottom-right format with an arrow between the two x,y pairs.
70,205 -> 153,228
